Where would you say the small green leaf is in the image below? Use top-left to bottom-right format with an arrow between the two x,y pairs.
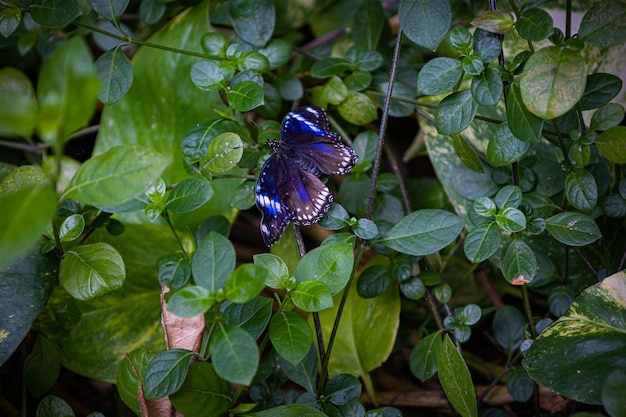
501,240 -> 536,285
580,73 -> 623,110
59,213 -> 85,242
496,207 -> 526,233
416,57 -> 462,95
166,178 -> 214,213
463,222 -> 501,263
435,90 -> 478,135
144,349 -> 195,399
338,92 -> 378,125
95,46 -> 133,104
470,10 -> 515,34
212,324 -> 259,385
492,306 -> 525,354
379,209 -> 464,256
578,1 -> 626,48
169,362 -> 231,416
191,231 -> 236,291
225,264 -> 267,303
227,80 -> 264,111
596,126 -> 626,163
453,134 -> 483,173
229,0 -> 275,47
516,8 -> 553,41
0,67 -> 38,138
461,55 -> 483,76
438,335 -> 478,417
0,6 -> 21,38
506,367 -> 534,402
410,331 -> 443,381
506,84 -> 543,142
400,276 -> 425,300
564,169 -> 598,212
353,218 -> 379,240
291,280 -> 334,312
269,311 -> 313,365
519,46 -> 586,120
548,286 -> 575,317
59,243 -> 125,300
36,395 -> 75,416
30,0 -> 81,27
545,211 -> 602,246
294,243 -> 354,296
487,123 -> 531,167
203,132 -> 243,174
323,75 -> 348,105
399,0 -> 451,51
236,51 -> 270,73
356,265 -> 391,299
24,336 -> 61,397
253,253 -> 290,289
279,345 -> 317,393
471,67 -> 503,106
88,0 -> 129,21
311,57 -> 352,78
190,61 -> 228,91
63,145 -> 170,207
139,0 -> 165,24
167,285 -> 214,317
275,72 -> 303,101
157,255 -> 190,291
590,103 -> 624,130
325,373 -> 362,406
259,39 -> 292,70
603,370 -> 626,417
223,297 -> 273,340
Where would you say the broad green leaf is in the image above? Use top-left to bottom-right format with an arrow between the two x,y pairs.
59,243 -> 125,300
0,166 -> 56,271
30,0 -> 81,27
453,134 -> 483,173
356,265 -> 390,298
229,0 -> 275,47
87,0 -> 130,21
116,349 -> 152,413
515,8 -> 553,41
95,3 -> 241,229
438,335 -> 477,417
596,126 -> 626,163
416,57 -> 462,95
63,145 -> 170,207
279,344 -> 317,393
190,61 -> 228,91
294,243 -> 354,296
311,57 -> 352,78
524,271 -> 626,404
399,0 -> 451,51
578,1 -> 626,48
253,253 -> 290,289
564,169 -> 598,212
435,90 -> 478,135
495,207 -> 526,233
519,46 -> 586,120
501,240 -> 536,285
225,264 -> 267,303
0,249 -> 57,365
580,73 -> 623,110
315,274 -> 400,378
545,211 -> 602,246
166,178 -> 214,213
291,280 -> 334,312
492,306 -> 525,354
379,209 -> 464,256
324,373 -> 362,405
170,362 -> 231,417
506,84 -> 543,142
227,80 -> 264,111
463,222 -> 501,263
191,231 -> 236,291
338,92 -> 378,125
409,330 -> 443,381
212,323 -> 259,385
590,103 -> 625,131
144,349 -> 195,399
39,224 -> 178,382
269,311 -> 313,365
204,132 -> 243,174
471,67 -> 503,106
223,297 -> 273,340
487,123 -> 530,167
95,46 -> 133,104
0,67 -> 38,138
37,36 -> 100,143
167,285 -> 214,317
352,0 -> 384,50
494,184 -> 522,209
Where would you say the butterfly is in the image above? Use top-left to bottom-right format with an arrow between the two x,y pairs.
255,106 -> 358,246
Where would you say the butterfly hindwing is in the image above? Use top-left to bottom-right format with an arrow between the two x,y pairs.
279,162 -> 334,226
256,154 -> 291,246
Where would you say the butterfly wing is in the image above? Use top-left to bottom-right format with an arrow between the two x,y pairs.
281,106 -> 331,143
256,154 -> 291,246
280,164 -> 334,226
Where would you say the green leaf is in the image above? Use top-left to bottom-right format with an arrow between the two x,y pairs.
400,276 -> 426,300
379,209 -> 464,256
291,280 -> 334,312
545,211 -> 602,246
338,92 -> 378,125
245,404 -> 327,417
59,213 -> 85,242
548,286 -> 575,317
87,0 -> 130,21
166,178 -> 214,213
236,51 -> 270,73
191,231 -> 236,291
356,265 -> 391,299
204,132 -> 243,174
322,75 -> 348,105
590,103 -> 624,131
259,39 -> 292,70
0,166 -> 56,271
225,264 -> 267,303
523,271 -> 626,404
578,1 -> 626,48
410,330 -> 443,381
36,395 -> 75,416
311,57 -> 352,78
438,335 -> 477,417
487,123 -> 530,167
506,84 -> 543,142
399,0 -> 451,51
519,46 -> 586,120
157,255 -> 190,290
279,344 -> 317,393
0,249 -> 57,365
461,55 -> 483,76
353,218 -> 379,240
0,67 -> 38,138
118,350 -> 151,412
580,73 -> 623,110
169,362 -> 231,417
25,336 -> 61,398
223,297 -> 273,340
95,46 -> 133,104
471,67 -> 503,106
229,0 -> 275,47
144,349 -> 195,399
416,57 -> 462,95
0,6 -> 21,38
190,61 -> 228,91
603,370 -> 626,417
470,10 -> 515,34
506,366 -> 534,402
63,145 -> 170,207
59,243 -> 125,300
435,90 -> 478,135
167,285 -> 214,317
453,134 -> 483,173
227,80 -> 264,111
352,0 -> 384,50
269,311 -> 313,365
515,8 -> 553,41
294,243 -> 354,296
596,126 -> 626,163
564,169 -> 598,212
492,305 -> 525,354
494,184 -> 522,209
139,0 -> 165,24
463,222 -> 501,263
495,207 -> 526,233
501,240 -> 536,285
37,36 -> 100,143
325,373 -> 362,405
212,323 -> 259,385
30,0 -> 81,27
201,32 -> 228,59
253,253 -> 290,289
275,72 -> 303,101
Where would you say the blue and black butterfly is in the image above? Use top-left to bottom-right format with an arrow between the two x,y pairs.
255,106 -> 358,246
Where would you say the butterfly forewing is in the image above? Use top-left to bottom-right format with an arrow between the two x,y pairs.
281,106 -> 331,143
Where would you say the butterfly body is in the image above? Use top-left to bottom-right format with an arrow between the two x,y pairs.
255,106 -> 358,246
